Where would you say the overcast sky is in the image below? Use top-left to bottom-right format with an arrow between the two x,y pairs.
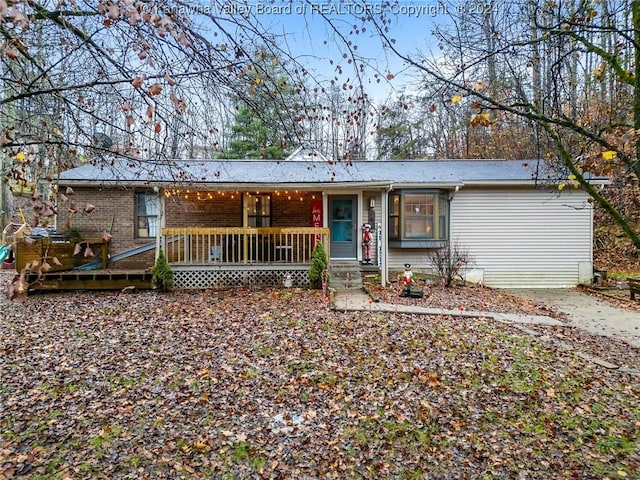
236,0 -> 451,101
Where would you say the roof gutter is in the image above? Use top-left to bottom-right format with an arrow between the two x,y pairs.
50,179 -> 396,190
462,178 -> 610,187
388,182 -> 464,190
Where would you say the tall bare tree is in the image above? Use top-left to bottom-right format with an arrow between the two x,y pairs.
324,0 -> 639,249
0,1 -> 324,173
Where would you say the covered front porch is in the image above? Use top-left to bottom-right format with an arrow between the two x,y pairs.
152,183 -> 386,288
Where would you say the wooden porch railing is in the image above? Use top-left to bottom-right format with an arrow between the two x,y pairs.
161,227 -> 330,265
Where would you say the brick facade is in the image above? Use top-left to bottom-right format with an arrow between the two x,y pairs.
165,191 -> 320,228
166,194 -> 243,228
271,192 -> 320,227
56,187 -> 323,269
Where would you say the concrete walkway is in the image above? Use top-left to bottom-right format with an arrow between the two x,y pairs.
506,289 -> 640,349
332,289 -> 565,326
332,287 -> 640,349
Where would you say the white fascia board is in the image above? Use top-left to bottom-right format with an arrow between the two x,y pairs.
52,180 -> 395,190
183,181 -> 394,191
389,183 -> 463,190
462,179 -> 610,187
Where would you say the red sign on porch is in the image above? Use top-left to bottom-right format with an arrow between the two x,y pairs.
311,199 -> 323,248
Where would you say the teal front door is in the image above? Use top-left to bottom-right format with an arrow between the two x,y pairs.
329,195 -> 357,259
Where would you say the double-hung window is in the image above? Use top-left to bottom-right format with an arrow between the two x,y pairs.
389,190 -> 448,247
135,192 -> 158,238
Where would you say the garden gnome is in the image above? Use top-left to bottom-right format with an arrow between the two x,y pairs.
401,263 -> 414,297
361,223 -> 372,265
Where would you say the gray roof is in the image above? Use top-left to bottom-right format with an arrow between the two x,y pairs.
56,158 -> 581,189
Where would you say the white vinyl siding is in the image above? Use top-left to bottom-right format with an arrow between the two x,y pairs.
450,187 -> 593,288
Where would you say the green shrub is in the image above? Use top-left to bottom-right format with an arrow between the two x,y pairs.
151,249 -> 174,291
308,242 -> 329,289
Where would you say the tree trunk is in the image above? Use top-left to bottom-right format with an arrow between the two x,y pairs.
633,1 -> 640,169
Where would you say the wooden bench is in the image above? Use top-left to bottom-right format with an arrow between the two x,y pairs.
629,277 -> 640,300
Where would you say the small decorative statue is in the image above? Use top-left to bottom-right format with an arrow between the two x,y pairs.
401,263 -> 423,298
401,263 -> 414,296
361,223 -> 372,265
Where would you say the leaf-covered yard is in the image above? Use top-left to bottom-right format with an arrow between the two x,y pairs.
1,280 -> 639,479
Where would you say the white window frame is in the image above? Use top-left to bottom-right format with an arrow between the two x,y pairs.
135,192 -> 158,238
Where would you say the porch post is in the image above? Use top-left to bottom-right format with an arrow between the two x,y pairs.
380,187 -> 389,286
322,193 -> 328,260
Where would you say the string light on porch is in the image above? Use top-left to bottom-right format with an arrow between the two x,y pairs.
163,190 -> 312,202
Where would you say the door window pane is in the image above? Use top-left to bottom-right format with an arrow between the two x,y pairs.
331,199 -> 352,242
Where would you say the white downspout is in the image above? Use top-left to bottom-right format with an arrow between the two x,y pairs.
154,186 -> 164,260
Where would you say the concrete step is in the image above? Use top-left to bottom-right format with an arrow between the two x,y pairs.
330,264 -> 364,291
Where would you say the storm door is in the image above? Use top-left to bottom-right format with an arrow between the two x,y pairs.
329,195 -> 357,259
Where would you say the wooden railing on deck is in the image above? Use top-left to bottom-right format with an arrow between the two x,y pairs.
162,227 -> 330,265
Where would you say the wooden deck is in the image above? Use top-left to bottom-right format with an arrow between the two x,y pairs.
13,226 -> 331,294
23,270 -> 154,293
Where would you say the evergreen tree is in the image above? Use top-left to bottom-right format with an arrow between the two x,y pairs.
308,243 -> 329,289
218,52 -> 309,159
222,104 -> 289,159
151,249 -> 174,291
